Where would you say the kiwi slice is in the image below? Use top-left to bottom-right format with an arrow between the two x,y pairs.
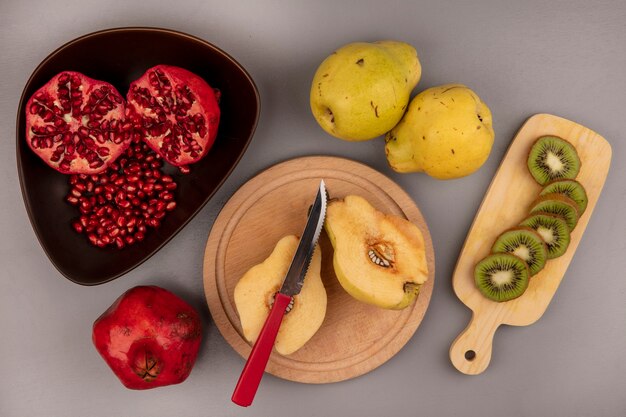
520,214 -> 570,259
530,193 -> 579,231
527,136 -> 581,185
474,253 -> 530,302
540,179 -> 588,214
491,227 -> 548,276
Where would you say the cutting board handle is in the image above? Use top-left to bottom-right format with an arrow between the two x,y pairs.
449,312 -> 500,375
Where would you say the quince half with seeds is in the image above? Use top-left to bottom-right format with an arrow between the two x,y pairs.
234,235 -> 326,355
324,195 -> 428,310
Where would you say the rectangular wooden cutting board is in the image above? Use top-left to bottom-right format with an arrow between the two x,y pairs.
449,113 -> 612,375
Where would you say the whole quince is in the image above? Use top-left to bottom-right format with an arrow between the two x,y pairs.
310,41 -> 421,141
385,84 -> 494,179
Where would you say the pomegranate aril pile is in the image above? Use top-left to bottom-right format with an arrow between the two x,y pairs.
65,139 -> 178,249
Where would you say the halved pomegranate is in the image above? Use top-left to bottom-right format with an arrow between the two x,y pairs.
126,65 -> 221,170
25,71 -> 131,174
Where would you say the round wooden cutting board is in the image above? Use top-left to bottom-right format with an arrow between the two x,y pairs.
203,156 -> 435,383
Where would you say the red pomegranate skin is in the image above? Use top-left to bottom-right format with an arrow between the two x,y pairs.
92,286 -> 202,389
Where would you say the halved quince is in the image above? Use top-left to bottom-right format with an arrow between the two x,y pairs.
234,235 -> 326,355
325,195 -> 428,310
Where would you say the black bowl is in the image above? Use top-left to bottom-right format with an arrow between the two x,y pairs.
16,27 -> 260,285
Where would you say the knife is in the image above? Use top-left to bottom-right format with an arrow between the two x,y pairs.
231,180 -> 328,407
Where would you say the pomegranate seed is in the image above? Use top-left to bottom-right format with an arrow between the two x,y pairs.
147,218 -> 160,228
72,221 -> 84,233
80,200 -> 91,213
165,201 -> 176,211
115,237 -> 125,249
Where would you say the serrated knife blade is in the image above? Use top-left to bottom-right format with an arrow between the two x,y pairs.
279,179 -> 327,296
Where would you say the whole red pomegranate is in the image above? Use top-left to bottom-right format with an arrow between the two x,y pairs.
25,71 -> 131,174
126,65 -> 221,171
92,286 -> 202,389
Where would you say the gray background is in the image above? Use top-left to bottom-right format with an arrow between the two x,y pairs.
1,0 -> 625,416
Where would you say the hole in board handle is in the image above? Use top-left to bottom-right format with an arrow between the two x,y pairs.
465,350 -> 476,361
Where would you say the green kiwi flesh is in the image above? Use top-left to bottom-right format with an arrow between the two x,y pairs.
520,214 -> 571,259
474,253 -> 530,302
540,179 -> 588,214
527,136 -> 581,185
491,227 -> 548,276
530,193 -> 580,231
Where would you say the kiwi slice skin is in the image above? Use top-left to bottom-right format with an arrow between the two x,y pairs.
474,253 -> 530,302
540,179 -> 588,214
530,193 -> 580,231
520,214 -> 571,259
491,227 -> 548,276
527,136 -> 581,185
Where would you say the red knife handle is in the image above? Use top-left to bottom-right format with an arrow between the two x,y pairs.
232,292 -> 292,407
